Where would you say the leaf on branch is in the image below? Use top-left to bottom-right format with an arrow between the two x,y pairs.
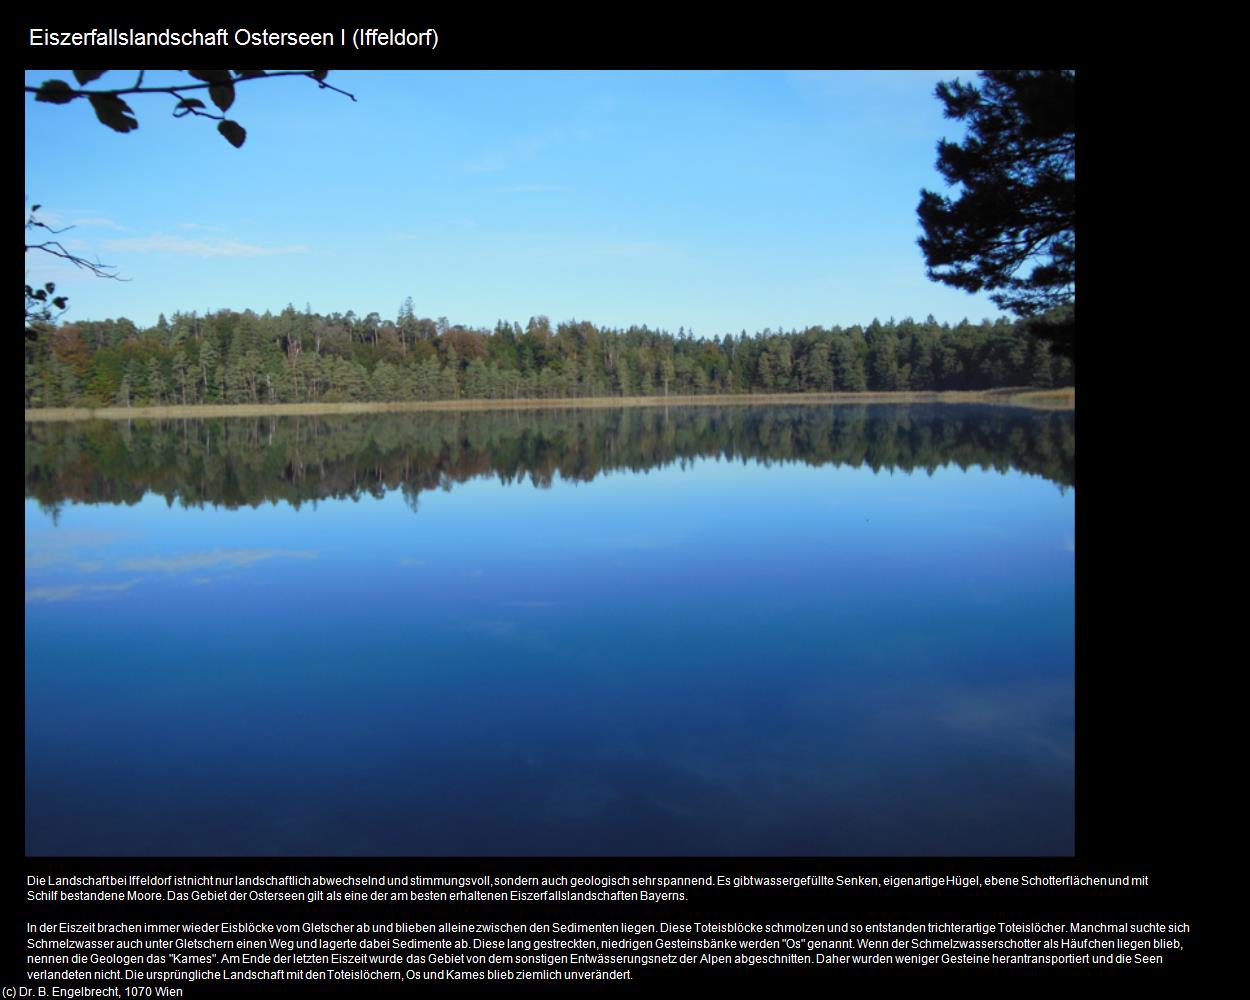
311,70 -> 329,81
72,70 -> 107,85
173,97 -> 207,117
217,119 -> 247,148
35,80 -> 78,104
88,93 -> 139,133
209,82 -> 235,112
188,70 -> 233,85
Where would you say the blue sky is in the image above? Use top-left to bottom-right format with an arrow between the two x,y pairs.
24,70 -> 1003,334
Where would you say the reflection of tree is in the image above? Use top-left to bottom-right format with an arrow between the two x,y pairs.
25,404 -> 1075,515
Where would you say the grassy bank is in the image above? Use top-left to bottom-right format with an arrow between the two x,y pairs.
24,387 -> 1074,422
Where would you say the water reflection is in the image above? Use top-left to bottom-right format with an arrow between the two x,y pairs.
26,404 -> 1074,515
25,404 -> 1075,856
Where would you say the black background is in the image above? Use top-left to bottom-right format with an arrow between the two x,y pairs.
18,15 -> 1209,986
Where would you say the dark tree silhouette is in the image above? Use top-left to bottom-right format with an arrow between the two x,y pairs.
917,70 -> 1075,355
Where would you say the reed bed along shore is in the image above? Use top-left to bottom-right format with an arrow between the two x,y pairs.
25,387 -> 1074,422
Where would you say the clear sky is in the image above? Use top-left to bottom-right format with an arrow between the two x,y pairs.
24,70 -> 1004,335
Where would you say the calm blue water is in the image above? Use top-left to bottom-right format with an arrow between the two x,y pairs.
25,406 -> 1074,855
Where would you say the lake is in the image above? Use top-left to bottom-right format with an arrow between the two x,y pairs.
24,403 -> 1075,855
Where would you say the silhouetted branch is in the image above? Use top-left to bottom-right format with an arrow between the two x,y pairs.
27,70 -> 355,147
25,206 -> 124,280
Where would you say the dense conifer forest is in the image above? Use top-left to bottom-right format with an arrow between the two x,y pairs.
24,303 -> 1073,409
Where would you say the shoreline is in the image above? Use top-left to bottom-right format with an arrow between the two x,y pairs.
24,388 -> 1074,422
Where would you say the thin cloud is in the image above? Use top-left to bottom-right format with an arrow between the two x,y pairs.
25,585 -> 82,603
118,548 -> 317,573
91,579 -> 144,592
25,578 -> 142,603
29,209 -> 129,232
69,216 -> 130,231
102,234 -> 309,258
25,531 -> 128,570
24,557 -> 109,573
190,573 -> 240,586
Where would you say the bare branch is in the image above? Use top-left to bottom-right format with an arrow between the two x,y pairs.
26,217 -> 73,236
25,239 -> 126,280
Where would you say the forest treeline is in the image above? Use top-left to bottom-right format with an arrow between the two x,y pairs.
25,404 -> 1075,517
24,302 -> 1074,409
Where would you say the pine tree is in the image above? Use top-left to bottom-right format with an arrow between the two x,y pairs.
918,70 -> 1075,354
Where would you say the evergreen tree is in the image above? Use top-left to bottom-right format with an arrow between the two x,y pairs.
146,357 -> 166,405
21,304 -> 1072,409
918,70 -> 1075,354
440,347 -> 459,399
199,338 -> 219,401
171,350 -> 189,405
